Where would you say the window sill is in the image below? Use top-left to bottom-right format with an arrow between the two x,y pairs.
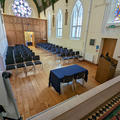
56,37 -> 62,39
70,38 -> 80,40
106,21 -> 120,28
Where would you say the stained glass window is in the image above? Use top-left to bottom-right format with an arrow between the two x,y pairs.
71,0 -> 83,39
56,9 -> 63,37
115,0 -> 120,21
12,0 -> 32,18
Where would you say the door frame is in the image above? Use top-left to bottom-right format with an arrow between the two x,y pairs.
101,38 -> 117,55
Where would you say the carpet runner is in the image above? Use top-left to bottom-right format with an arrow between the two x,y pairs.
83,93 -> 120,120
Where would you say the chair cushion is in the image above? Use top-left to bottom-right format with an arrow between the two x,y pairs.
34,60 -> 42,65
6,65 -> 15,70
33,56 -> 40,61
67,56 -> 73,59
63,57 -> 69,60
17,63 -> 25,68
26,61 -> 33,66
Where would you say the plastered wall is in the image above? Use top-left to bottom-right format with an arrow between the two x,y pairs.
40,0 -> 105,64
0,12 -> 8,71
40,0 -> 120,70
40,0 -> 91,53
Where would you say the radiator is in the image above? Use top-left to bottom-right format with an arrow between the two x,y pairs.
85,53 -> 94,62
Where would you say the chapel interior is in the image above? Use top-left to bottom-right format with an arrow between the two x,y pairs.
0,0 -> 120,120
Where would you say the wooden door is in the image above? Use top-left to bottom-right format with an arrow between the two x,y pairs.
102,38 -> 117,57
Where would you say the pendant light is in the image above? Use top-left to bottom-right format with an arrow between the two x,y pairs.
65,0 -> 68,25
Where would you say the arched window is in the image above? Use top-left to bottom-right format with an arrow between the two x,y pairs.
12,0 -> 32,17
114,0 -> 120,22
56,9 -> 62,37
48,13 -> 51,37
71,0 -> 83,39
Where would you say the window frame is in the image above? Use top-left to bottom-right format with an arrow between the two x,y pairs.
48,13 -> 51,38
56,9 -> 63,38
70,0 -> 83,40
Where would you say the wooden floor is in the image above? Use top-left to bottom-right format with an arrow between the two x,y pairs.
10,47 -> 100,120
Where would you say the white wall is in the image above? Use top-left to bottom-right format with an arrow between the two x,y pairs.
40,0 -> 120,74
40,0 -> 91,52
40,0 -> 105,63
0,10 -> 8,71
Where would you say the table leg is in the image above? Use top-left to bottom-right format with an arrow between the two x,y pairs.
71,79 -> 76,91
60,83 -> 64,94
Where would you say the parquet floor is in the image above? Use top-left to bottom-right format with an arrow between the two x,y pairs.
10,47 -> 100,119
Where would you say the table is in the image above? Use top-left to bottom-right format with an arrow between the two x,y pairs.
49,64 -> 88,94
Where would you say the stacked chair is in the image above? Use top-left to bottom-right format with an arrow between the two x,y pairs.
5,46 -> 16,70
37,43 -> 83,62
5,44 -> 42,75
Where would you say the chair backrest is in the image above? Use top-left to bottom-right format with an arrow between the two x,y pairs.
63,75 -> 73,83
15,53 -> 21,58
70,51 -> 75,56
5,57 -> 15,65
60,48 -> 64,53
76,51 -> 80,55
69,49 -> 73,52
64,48 -> 67,50
31,52 -> 35,57
33,55 -> 40,61
24,56 -> 32,62
74,72 -> 85,79
15,57 -> 24,63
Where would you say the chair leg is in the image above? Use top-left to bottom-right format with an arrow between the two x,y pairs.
81,79 -> 85,86
74,79 -> 77,88
15,68 -> 18,76
70,59 -> 73,63
33,65 -> 36,73
72,80 -> 76,91
38,64 -> 42,71
41,63 -> 43,69
72,84 -> 75,91
60,84 -> 64,94
39,64 -> 43,70
76,78 -> 85,86
24,67 -> 27,76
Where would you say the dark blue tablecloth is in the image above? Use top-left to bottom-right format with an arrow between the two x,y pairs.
49,64 -> 88,94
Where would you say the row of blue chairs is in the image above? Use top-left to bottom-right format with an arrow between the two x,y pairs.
37,43 -> 82,60
5,45 -> 42,71
5,46 -> 14,66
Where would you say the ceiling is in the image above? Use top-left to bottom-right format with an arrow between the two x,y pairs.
0,0 -> 59,15
34,0 -> 59,14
